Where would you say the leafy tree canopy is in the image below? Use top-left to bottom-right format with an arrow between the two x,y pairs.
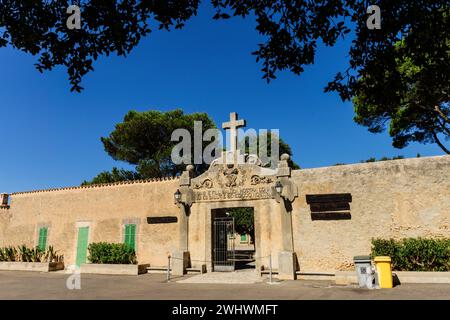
0,0 -> 353,91
1,1 -> 448,151
83,108 -> 300,185
227,207 -> 254,244
83,109 -> 216,184
81,167 -> 142,186
241,132 -> 300,169
350,17 -> 450,153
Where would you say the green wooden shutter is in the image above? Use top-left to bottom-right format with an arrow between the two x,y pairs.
38,227 -> 48,251
76,227 -> 89,266
124,225 -> 130,248
124,225 -> 129,247
124,224 -> 136,250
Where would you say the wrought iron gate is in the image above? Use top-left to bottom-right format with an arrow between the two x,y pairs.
213,217 -> 235,271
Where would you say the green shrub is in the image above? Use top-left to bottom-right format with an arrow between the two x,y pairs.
88,242 -> 137,264
371,238 -> 450,271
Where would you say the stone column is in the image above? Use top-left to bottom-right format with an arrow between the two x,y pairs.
178,204 -> 189,252
171,166 -> 194,276
279,198 -> 294,252
274,154 -> 298,280
277,196 -> 296,280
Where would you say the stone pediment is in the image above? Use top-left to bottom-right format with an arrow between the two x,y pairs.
191,159 -> 277,202
192,163 -> 276,190
176,112 -> 297,204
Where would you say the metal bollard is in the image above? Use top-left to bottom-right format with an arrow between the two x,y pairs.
167,255 -> 171,282
269,254 -> 273,284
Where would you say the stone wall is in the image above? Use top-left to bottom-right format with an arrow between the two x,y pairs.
0,155 -> 448,272
291,155 -> 450,272
0,178 -> 180,267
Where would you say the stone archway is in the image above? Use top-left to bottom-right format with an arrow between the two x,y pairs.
172,112 -> 299,280
204,199 -> 276,274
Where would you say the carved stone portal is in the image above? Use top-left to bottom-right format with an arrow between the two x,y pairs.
190,162 -> 277,203
174,112 -> 299,279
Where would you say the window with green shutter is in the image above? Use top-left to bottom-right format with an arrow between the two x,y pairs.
124,224 -> 136,250
240,234 -> 247,243
38,227 -> 48,251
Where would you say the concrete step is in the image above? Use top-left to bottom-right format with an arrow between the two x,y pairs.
186,265 -> 207,274
229,259 -> 255,262
296,272 -> 335,281
260,270 -> 335,280
147,266 -> 169,274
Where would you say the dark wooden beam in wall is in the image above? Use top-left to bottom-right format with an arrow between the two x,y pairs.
306,193 -> 352,220
147,216 -> 178,224
311,212 -> 351,221
309,202 -> 350,212
306,193 -> 352,204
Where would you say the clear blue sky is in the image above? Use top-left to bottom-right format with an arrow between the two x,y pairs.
0,3 -> 444,193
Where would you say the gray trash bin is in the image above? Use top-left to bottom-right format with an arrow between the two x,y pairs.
354,256 -> 373,288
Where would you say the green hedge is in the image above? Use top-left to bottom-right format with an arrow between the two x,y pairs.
371,238 -> 450,271
88,242 -> 137,265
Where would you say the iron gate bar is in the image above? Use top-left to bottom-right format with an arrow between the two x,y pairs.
213,217 -> 235,272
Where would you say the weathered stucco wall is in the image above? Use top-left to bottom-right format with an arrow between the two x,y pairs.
0,155 -> 449,272
0,178 -> 180,267
291,155 -> 450,272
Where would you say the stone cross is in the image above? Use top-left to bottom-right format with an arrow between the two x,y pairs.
222,112 -> 246,164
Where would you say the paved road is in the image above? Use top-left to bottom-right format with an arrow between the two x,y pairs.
0,271 -> 449,300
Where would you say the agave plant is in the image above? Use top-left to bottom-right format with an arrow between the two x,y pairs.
42,246 -> 64,263
18,245 -> 31,262
30,247 -> 43,262
10,247 -> 18,261
0,245 -> 63,263
0,247 -> 18,262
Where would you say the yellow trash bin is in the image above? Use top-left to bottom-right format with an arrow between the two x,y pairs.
374,256 -> 393,288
